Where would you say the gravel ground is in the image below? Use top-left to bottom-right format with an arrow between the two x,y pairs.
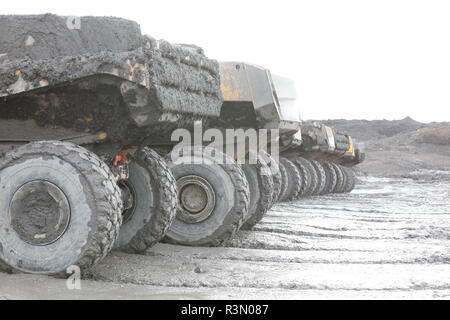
1,175 -> 449,300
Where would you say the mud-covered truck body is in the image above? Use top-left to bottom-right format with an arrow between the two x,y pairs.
292,121 -> 365,167
217,62 -> 302,151
0,15 -> 223,155
0,14 -> 227,273
286,121 -> 353,161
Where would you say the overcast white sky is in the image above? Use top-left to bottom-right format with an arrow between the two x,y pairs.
4,0 -> 450,122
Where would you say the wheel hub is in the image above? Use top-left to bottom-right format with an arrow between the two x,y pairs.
10,180 -> 71,246
119,180 -> 136,224
177,175 -> 215,224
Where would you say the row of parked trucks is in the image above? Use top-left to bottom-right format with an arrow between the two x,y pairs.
0,15 -> 364,274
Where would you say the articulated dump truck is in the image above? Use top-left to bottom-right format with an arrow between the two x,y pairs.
0,15 -> 364,275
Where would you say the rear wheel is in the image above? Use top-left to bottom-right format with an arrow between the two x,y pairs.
331,163 -> 345,193
309,160 -> 326,195
241,153 -> 274,230
259,151 -> 282,206
321,163 -> 337,194
279,157 -> 302,201
277,159 -> 289,202
288,157 -> 311,198
348,168 -> 357,192
290,157 -> 317,196
0,141 -> 122,274
164,147 -> 249,246
115,147 -> 178,253
270,161 -> 282,205
341,166 -> 356,193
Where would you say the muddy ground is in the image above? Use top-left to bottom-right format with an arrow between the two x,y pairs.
1,174 -> 449,300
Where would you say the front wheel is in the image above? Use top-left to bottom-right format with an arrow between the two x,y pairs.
241,153 -> 274,230
331,163 -> 345,193
289,157 -> 317,196
115,147 -> 178,253
164,147 -> 250,246
310,160 -> 326,195
321,163 -> 338,195
279,157 -> 302,202
341,166 -> 356,193
0,141 -> 122,275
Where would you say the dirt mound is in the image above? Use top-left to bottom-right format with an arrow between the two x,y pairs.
413,126 -> 450,145
0,14 -> 143,61
319,117 -> 450,178
322,117 -> 425,142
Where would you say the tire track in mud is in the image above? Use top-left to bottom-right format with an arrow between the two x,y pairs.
1,273 -> 449,300
85,177 -> 450,298
89,250 -> 450,292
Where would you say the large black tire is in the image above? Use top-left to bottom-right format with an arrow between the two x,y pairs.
0,141 -> 122,274
341,166 -> 356,193
277,159 -> 289,202
279,157 -> 302,201
321,163 -> 338,194
241,153 -> 274,230
270,162 -> 282,205
115,147 -> 178,253
305,159 -> 319,196
164,147 -> 249,246
331,163 -> 345,193
348,167 -> 357,192
259,151 -> 282,206
350,169 -> 357,191
288,156 -> 311,198
290,157 -> 317,196
310,160 -> 326,195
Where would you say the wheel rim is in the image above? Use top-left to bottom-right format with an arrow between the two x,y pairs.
177,175 -> 215,224
10,180 -> 71,246
119,180 -> 137,224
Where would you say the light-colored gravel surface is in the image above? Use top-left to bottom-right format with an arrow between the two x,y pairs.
1,175 -> 449,300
